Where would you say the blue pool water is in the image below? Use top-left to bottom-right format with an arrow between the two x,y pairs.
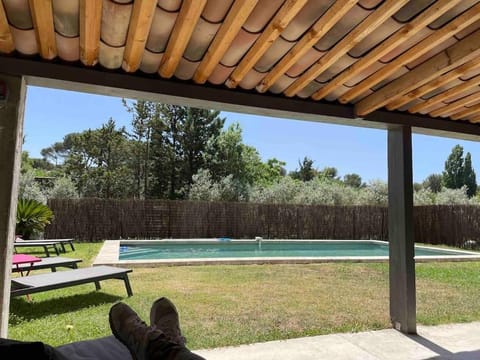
118,240 -> 471,260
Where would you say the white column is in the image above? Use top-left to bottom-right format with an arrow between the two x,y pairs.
0,75 -> 26,337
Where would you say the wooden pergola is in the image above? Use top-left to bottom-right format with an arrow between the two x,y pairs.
2,0 -> 480,339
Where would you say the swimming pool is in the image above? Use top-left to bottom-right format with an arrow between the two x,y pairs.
94,239 -> 480,267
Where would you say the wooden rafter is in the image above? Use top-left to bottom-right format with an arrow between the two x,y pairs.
469,114 -> 480,123
29,0 -> 57,59
408,75 -> 480,115
159,0 -> 207,78
193,0 -> 259,84
311,0 -> 461,101
284,0 -> 408,98
225,0 -> 309,89
386,58 -> 480,111
80,0 -> 102,66
430,92 -> 480,118
256,0 -> 358,93
355,29 -> 480,116
450,103 -> 480,121
0,1 -> 14,53
123,0 -> 157,72
340,3 -> 480,104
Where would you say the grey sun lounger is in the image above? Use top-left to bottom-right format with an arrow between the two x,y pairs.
14,239 -> 75,256
11,257 -> 82,273
11,265 -> 133,297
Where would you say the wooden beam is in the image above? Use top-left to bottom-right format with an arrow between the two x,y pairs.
159,0 -> 207,78
386,58 -> 480,110
193,0 -> 259,84
430,92 -> 480,118
0,1 -> 14,53
79,0 -> 102,66
225,0 -> 309,89
408,74 -> 480,114
123,0 -> 157,72
355,29 -> 480,116
284,0 -> 408,98
388,125 -> 416,335
29,0 -> 57,59
340,3 -> 480,104
256,0 -> 358,93
469,114 -> 480,123
450,103 -> 480,121
311,0 -> 461,101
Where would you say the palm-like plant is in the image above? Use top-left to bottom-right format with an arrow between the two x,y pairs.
16,198 -> 54,239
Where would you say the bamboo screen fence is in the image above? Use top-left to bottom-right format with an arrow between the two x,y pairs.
44,199 -> 480,248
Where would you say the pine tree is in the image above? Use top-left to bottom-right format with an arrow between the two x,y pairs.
463,152 -> 477,197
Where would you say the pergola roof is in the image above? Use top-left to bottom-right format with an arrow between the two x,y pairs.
1,0 -> 480,133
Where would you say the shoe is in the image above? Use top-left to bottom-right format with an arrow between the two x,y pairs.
109,302 -> 166,360
150,297 -> 187,346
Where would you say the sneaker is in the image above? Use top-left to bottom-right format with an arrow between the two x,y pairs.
150,297 -> 187,346
109,302 -> 166,360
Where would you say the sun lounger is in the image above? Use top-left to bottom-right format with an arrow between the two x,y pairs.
14,241 -> 62,257
11,256 -> 82,273
10,265 -> 133,297
14,238 -> 75,256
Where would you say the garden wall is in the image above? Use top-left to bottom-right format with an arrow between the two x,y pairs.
44,199 -> 480,247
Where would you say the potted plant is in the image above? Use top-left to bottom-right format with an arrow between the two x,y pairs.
16,198 -> 54,240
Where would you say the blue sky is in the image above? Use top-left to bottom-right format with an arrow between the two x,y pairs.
23,86 -> 480,183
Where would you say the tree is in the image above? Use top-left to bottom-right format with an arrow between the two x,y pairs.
64,118 -> 133,198
318,166 -> 338,180
290,157 -> 317,182
442,145 -> 477,198
422,173 -> 442,193
149,104 -> 224,199
343,173 -> 362,188
463,152 -> 477,197
443,145 -> 465,189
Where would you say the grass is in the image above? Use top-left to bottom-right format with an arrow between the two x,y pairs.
8,243 -> 480,350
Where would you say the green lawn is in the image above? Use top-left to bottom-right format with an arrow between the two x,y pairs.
8,243 -> 480,350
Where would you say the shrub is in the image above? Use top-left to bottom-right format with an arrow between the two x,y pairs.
16,198 -> 54,239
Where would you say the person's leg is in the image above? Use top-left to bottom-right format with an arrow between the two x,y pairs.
0,338 -> 65,360
109,302 -> 205,360
150,297 -> 186,346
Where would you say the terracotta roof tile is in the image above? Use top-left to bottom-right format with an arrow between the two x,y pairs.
99,41 -> 124,69
202,0 -> 234,23
315,54 -> 356,83
325,84 -> 352,102
174,58 -> 199,80
220,28 -> 258,67
3,0 -> 32,30
349,17 -> 402,58
254,37 -> 294,73
243,0 -> 284,33
184,17 -> 219,62
454,19 -> 480,40
421,79 -> 463,100
157,0 -> 182,12
445,86 -> 480,104
10,27 -> 36,54
140,50 -> 163,73
370,66 -> 409,91
406,36 -> 457,69
297,80 -> 322,98
269,74 -> 296,94
379,27 -> 432,63
461,67 -> 480,81
146,7 -> 177,53
281,1 -> 334,42
55,34 -> 79,62
286,47 -> 325,78
314,5 -> 371,52
393,0 -> 436,23
359,0 -> 384,10
239,69 -> 265,90
429,0 -> 480,29
101,0 -> 132,47
52,0 -> 79,37
207,63 -> 234,85
344,61 -> 384,87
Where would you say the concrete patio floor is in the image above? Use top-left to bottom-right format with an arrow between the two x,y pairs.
195,322 -> 480,359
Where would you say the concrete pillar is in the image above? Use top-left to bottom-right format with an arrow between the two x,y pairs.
388,125 -> 416,334
0,75 -> 26,337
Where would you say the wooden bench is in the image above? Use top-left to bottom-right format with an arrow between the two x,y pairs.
11,266 -> 133,297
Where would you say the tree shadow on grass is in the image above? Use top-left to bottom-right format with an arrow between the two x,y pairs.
9,292 -> 122,325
